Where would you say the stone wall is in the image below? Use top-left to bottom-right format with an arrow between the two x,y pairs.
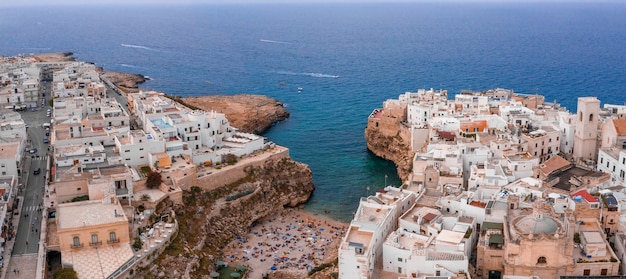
195,146 -> 290,191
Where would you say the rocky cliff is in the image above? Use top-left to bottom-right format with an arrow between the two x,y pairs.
147,158 -> 314,278
101,71 -> 148,93
364,103 -> 414,181
182,94 -> 290,134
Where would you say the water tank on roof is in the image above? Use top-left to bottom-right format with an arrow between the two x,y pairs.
573,196 -> 582,202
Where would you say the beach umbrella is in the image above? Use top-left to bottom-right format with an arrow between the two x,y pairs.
230,272 -> 241,278
271,266 -> 277,271
216,260 -> 227,268
210,271 -> 220,278
236,265 -> 247,272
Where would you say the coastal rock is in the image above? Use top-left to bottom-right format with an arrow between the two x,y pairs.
101,71 -> 147,93
151,157 -> 314,278
364,103 -> 414,181
27,52 -> 76,62
183,94 -> 290,134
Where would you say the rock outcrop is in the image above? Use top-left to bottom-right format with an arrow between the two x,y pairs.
101,71 -> 147,93
364,102 -> 414,181
27,52 -> 76,62
149,157 -> 314,278
182,94 -> 290,134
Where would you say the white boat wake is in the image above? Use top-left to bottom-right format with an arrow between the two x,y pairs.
276,70 -> 339,79
260,39 -> 292,44
121,44 -> 154,51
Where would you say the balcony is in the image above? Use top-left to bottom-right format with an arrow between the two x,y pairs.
89,241 -> 102,246
71,243 -> 84,249
107,238 -> 120,244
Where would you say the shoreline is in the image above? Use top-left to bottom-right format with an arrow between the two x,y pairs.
221,207 -> 348,278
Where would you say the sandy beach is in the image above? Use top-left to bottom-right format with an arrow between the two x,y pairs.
222,208 -> 348,278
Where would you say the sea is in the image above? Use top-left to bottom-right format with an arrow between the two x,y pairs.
1,2 -> 625,222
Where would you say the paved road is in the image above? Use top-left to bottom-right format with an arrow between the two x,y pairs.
13,81 -> 50,256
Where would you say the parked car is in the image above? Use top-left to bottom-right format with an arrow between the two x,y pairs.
28,148 -> 37,154
43,138 -> 49,144
34,168 -> 41,175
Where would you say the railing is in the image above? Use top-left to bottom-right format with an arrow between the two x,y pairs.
71,243 -> 84,249
106,255 -> 137,279
89,241 -> 102,246
107,238 -> 120,244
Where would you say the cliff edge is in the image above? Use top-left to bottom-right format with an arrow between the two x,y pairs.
149,158 -> 315,278
183,94 -> 290,134
364,102 -> 414,181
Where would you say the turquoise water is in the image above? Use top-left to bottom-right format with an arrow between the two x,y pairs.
2,3 -> 625,222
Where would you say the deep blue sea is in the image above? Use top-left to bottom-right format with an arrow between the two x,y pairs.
2,3 -> 625,222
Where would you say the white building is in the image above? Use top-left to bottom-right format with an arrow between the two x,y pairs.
338,186 -> 417,279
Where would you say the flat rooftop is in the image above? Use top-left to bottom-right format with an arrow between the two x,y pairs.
0,142 -> 19,159
57,200 -> 128,230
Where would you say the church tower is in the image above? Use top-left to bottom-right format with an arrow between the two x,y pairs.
573,97 -> 600,162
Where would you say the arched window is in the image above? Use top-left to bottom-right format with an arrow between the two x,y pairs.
537,256 -> 547,264
589,113 -> 594,122
109,232 -> 117,242
91,234 -> 99,244
72,236 -> 80,247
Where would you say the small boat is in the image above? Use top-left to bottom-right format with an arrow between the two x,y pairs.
297,87 -> 303,92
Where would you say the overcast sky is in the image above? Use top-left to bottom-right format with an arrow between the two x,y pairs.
2,0 -> 615,7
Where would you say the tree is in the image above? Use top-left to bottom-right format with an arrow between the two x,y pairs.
146,171 -> 162,189
54,267 -> 78,279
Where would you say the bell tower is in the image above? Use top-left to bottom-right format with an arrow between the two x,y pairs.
573,97 -> 600,162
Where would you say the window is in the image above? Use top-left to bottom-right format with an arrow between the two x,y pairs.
77,188 -> 81,191
140,148 -> 144,151
398,257 -> 403,262
584,269 -> 590,276
91,234 -> 99,244
108,232 -> 119,243
602,269 -> 608,275
537,256 -> 546,264
589,114 -> 593,122
125,150 -> 130,153
72,236 -> 81,248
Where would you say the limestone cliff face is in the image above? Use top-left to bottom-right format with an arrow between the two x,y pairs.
183,94 -> 290,134
149,158 -> 314,278
364,102 -> 414,181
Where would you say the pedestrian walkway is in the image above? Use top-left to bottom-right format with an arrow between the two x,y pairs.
5,254 -> 37,279
21,206 -> 42,213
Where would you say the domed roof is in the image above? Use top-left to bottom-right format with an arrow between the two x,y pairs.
515,214 -> 559,235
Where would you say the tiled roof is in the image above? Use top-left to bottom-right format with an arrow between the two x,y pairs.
539,155 -> 571,176
612,119 -> 626,136
571,189 -> 598,203
460,120 -> 488,133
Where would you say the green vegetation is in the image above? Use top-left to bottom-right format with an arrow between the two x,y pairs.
308,258 -> 339,276
132,236 -> 143,250
54,267 -> 78,279
146,171 -> 162,189
574,232 -> 581,244
464,228 -> 473,239
140,166 -> 151,175
141,194 -> 150,201
70,195 -> 89,202
225,189 -> 254,201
